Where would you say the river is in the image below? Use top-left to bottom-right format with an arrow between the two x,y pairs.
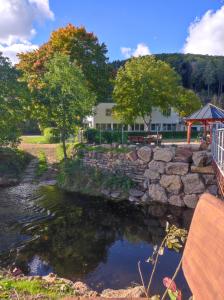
0,183 -> 193,298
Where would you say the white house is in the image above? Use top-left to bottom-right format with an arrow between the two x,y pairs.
87,102 -> 188,132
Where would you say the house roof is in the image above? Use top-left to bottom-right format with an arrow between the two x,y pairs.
187,103 -> 224,121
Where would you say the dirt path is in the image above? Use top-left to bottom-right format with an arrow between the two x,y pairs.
19,143 -> 58,163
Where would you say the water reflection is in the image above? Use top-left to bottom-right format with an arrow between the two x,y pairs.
14,187 -> 192,295
0,185 -> 193,297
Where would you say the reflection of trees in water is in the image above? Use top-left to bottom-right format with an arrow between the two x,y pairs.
15,187 -> 193,280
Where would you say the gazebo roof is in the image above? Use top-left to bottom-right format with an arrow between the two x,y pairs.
187,103 -> 224,122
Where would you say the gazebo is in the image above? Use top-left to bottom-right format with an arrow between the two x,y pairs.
186,103 -> 224,144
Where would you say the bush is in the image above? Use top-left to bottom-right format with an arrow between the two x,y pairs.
43,127 -> 60,143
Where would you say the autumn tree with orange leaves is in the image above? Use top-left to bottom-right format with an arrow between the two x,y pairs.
17,24 -> 111,104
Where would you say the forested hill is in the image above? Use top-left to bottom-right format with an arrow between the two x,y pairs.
110,53 -> 224,108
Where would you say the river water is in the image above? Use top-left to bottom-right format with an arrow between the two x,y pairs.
0,183 -> 193,298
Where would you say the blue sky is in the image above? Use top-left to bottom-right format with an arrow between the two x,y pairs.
1,0 -> 224,63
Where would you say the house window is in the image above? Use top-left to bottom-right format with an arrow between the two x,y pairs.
140,124 -> 144,131
172,124 -> 176,131
105,109 -> 112,116
162,108 -> 171,117
135,124 -> 140,131
151,124 -> 161,131
96,123 -> 100,130
106,124 -> 112,130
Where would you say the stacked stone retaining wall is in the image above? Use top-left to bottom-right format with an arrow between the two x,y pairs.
81,144 -> 219,209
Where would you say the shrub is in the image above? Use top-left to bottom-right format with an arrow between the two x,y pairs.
43,127 -> 60,143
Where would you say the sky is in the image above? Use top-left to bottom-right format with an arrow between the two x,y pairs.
1,0 -> 224,63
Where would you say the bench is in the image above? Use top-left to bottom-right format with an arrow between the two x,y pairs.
128,134 -> 162,145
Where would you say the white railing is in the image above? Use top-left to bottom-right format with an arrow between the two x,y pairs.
212,124 -> 224,175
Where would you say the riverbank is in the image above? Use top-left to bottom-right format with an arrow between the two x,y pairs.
0,147 -> 32,187
0,270 -> 145,299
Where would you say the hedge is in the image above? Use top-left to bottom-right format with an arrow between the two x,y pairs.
84,129 -> 199,144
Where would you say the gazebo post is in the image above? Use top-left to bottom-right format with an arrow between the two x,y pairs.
203,121 -> 207,138
187,121 -> 192,144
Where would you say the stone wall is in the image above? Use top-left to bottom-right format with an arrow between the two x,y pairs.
81,144 -> 219,208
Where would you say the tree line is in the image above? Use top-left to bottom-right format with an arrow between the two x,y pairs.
1,23 -> 222,158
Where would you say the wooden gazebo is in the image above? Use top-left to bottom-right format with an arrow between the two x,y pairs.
186,103 -> 224,144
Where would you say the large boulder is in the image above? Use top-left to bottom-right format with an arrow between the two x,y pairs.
126,150 -> 138,161
144,160 -> 165,180
181,174 -> 205,194
165,162 -> 189,175
174,147 -> 193,162
202,174 -> 217,185
153,147 -> 175,162
191,165 -> 214,174
183,194 -> 199,208
137,146 -> 152,162
192,151 -> 208,167
160,175 -> 182,194
168,195 -> 185,207
148,183 -> 168,203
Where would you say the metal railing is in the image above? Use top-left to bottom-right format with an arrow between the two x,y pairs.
212,124 -> 224,175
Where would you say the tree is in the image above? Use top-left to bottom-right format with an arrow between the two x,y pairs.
17,24 -> 110,103
0,53 -> 28,146
40,53 -> 96,159
113,56 -> 182,130
203,61 -> 216,97
175,87 -> 201,117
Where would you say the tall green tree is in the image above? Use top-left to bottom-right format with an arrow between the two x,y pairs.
113,56 -> 187,130
203,61 -> 216,97
40,53 -> 96,158
0,53 -> 28,146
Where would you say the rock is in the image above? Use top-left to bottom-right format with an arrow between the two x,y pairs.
73,281 -> 98,297
191,165 -> 215,174
206,185 -> 218,195
129,188 -> 144,198
111,142 -> 119,148
153,147 -> 175,162
0,177 -> 19,187
160,175 -> 182,194
168,195 -> 185,207
148,184 -> 168,203
128,196 -> 139,202
126,150 -> 138,161
202,174 -> 217,185
174,147 -> 193,162
101,286 -> 145,298
192,151 -> 208,167
148,204 -> 167,217
110,191 -> 121,199
141,191 -> 150,202
101,189 -> 111,197
182,174 -> 205,194
183,194 -> 199,208
101,144 -> 112,149
144,160 -> 165,180
43,273 -> 57,283
137,146 -> 152,162
165,162 -> 189,175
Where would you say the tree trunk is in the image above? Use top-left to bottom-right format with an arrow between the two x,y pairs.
61,131 -> 67,159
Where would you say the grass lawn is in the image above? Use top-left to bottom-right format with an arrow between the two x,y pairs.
21,135 -> 50,144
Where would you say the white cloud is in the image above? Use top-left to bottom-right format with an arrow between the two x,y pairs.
121,43 -> 151,59
183,6 -> 224,55
0,42 -> 38,64
0,0 -> 54,63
